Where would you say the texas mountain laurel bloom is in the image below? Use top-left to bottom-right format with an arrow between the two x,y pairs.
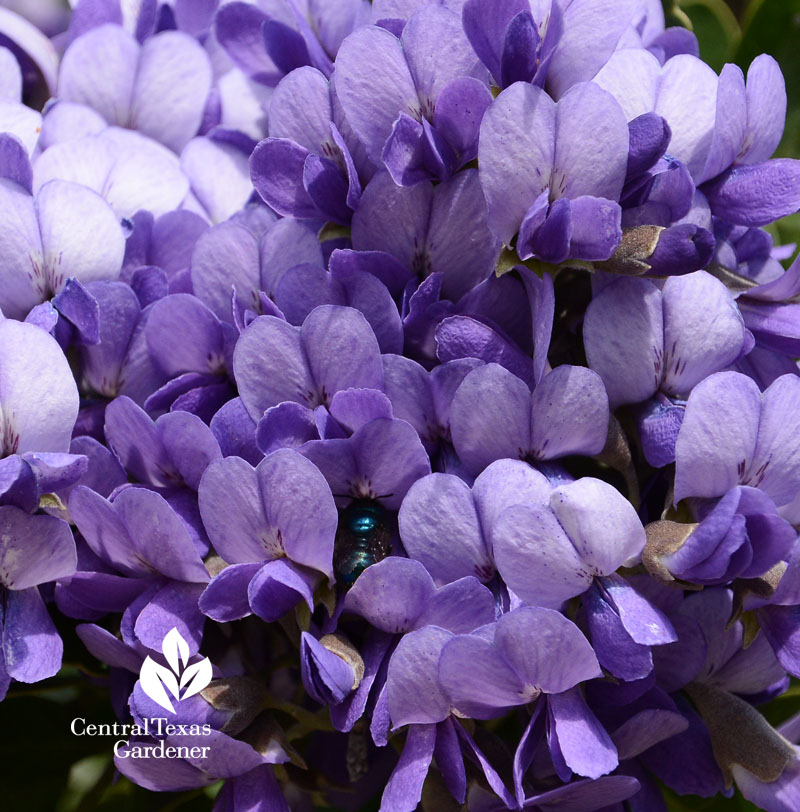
2,0 -> 800,810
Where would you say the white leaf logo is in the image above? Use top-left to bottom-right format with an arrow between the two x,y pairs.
139,627 -> 212,713
163,627 -> 190,674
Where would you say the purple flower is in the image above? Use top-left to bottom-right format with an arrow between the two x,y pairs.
34,126 -> 189,218
198,448 -> 337,622
479,81 -> 628,263
191,216 -> 322,323
583,271 -> 751,465
399,459 -> 550,585
0,136 -> 124,319
58,24 -> 212,152
333,9 -> 488,183
674,371 -> 800,509
647,486 -> 796,586
350,168 -> 501,301
250,66 -> 372,222
449,363 -> 609,476
491,476 -> 644,606
234,304 -> 384,421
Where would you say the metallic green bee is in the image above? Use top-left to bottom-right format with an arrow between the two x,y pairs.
333,500 -> 392,587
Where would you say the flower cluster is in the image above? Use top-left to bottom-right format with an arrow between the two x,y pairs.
2,0 -> 800,810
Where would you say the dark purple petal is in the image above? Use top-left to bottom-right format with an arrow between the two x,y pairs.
548,688 -> 618,779
703,159 -> 800,227
439,633 -> 525,718
198,563 -> 261,622
380,723 -> 437,812
250,137 -> 319,218
584,583 -> 654,681
417,577 -> 496,633
530,366 -> 610,460
301,631 -> 355,706
247,559 -> 318,622
0,506 -> 76,590
387,626 -> 454,727
495,607 -> 602,692
3,586 -> 62,683
344,557 -> 433,633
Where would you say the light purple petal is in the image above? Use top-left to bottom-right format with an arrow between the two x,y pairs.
350,417 -> 431,510
478,81 -> 555,245
351,170 -> 432,271
749,375 -> 800,507
425,170 -> 501,300
343,557 -> 434,633
36,180 -> 125,293
653,54 -> 719,181
399,473 -> 491,584
34,127 -> 190,218
661,271 -> 747,396
0,506 -> 76,590
268,65 -> 332,150
234,315 -> 313,420
300,306 -> 384,405
257,449 -> 337,577
0,319 -> 79,453
380,723 -> 437,812
550,477 -> 645,574
0,179 -> 41,318
387,626 -> 454,727
592,48 -> 660,121
438,633 -> 525,718
3,586 -> 62,683
198,456 -> 270,563
674,371 -> 761,503
402,5 -> 482,112
600,574 -> 677,646
134,581 -> 205,654
113,488 -> 209,583
131,31 -> 211,151
180,137 -> 253,225
450,363 -> 531,475
547,0 -> 637,99
548,688 -> 618,779
57,24 -> 138,126
198,562 -> 260,622
700,62 -> 747,183
583,277 -> 662,408
332,25 -> 419,163
493,504 -> 593,608
495,607 -> 601,692
554,82 -> 628,201
191,222 -> 261,321
472,458 -> 551,540
417,577 -> 496,633
145,293 -> 225,377
740,54 -> 786,165
530,365 -> 609,460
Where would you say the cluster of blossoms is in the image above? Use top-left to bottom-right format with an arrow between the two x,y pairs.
2,0 -> 800,809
